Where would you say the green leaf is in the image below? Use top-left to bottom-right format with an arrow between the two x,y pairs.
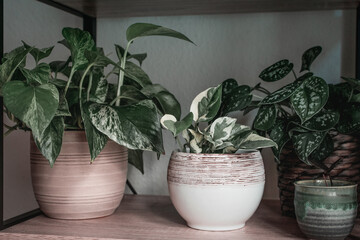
308,133 -> 333,170
190,85 -> 222,122
115,45 -> 148,66
81,102 -> 108,161
89,77 -> 108,104
301,110 -> 339,131
300,46 -> 322,72
254,104 -> 277,131
128,149 -> 144,174
89,100 -> 164,153
204,116 -> 236,149
290,76 -> 329,123
3,81 -> 59,137
33,116 -> 64,167
55,92 -> 71,117
126,23 -> 194,44
161,113 -> 193,136
21,63 -> 51,85
49,78 -> 78,89
327,83 -> 353,109
124,61 -> 152,87
22,41 -> 54,63
141,84 -> 181,120
222,85 -> 252,115
85,48 -> 116,67
259,59 -> 293,82
260,79 -> 304,105
238,133 -> 277,150
221,78 -> 238,95
0,46 -> 32,88
336,103 -> 360,134
291,131 -> 327,164
270,121 -> 290,162
342,77 -> 360,91
120,85 -> 147,104
49,58 -> 70,74
62,27 -> 96,71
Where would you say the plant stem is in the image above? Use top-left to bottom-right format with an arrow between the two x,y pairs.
64,68 -> 75,96
252,94 -> 264,100
109,95 -> 137,106
292,69 -> 297,79
4,124 -> 19,136
115,41 -> 132,107
87,72 -> 93,101
175,137 -> 183,151
79,64 -> 94,102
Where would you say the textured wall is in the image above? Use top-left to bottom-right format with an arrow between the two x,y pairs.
3,0 -> 82,220
97,10 -> 356,198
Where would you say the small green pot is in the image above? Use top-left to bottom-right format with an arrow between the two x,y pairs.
294,180 -> 357,240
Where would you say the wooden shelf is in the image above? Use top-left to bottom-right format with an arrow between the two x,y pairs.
49,0 -> 360,18
0,195 -> 359,239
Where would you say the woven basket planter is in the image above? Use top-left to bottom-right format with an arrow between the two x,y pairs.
278,131 -> 360,217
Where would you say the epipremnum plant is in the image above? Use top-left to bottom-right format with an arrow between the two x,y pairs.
1,23 -> 193,173
160,84 -> 277,153
216,46 -> 360,173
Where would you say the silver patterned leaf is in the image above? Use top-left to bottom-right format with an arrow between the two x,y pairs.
270,121 -> 290,163
300,46 -> 322,72
254,104 -> 277,131
259,59 -> 293,82
301,110 -> 339,131
290,76 -> 329,123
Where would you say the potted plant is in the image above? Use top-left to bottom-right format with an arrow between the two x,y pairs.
1,23 -> 193,219
229,46 -> 360,217
161,84 -> 277,231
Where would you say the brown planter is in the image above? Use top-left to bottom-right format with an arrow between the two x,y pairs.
30,131 -> 128,220
278,131 -> 360,217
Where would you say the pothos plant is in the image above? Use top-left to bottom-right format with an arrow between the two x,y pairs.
1,23 -> 193,173
160,84 -> 277,153
228,46 -> 360,174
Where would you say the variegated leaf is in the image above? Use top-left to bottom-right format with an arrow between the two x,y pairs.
260,79 -> 305,105
190,85 -> 222,122
238,133 -> 277,150
270,121 -> 290,163
89,100 -> 164,153
291,131 -> 327,164
308,133 -> 333,170
188,129 -> 203,144
254,104 -> 277,131
259,59 -> 293,82
190,139 -> 202,153
222,85 -> 252,115
21,63 -> 51,85
222,78 -> 238,95
290,76 -> 329,123
300,46 -> 322,72
205,117 -> 236,148
128,149 -> 144,174
301,110 -> 339,131
160,113 -> 193,136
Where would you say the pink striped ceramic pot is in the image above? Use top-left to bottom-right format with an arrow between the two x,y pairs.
30,131 -> 128,220
168,150 -> 265,231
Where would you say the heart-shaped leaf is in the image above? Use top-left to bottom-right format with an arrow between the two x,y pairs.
55,91 -> 71,117
308,133 -> 333,170
22,41 -> 54,63
190,85 -> 222,122
126,23 -> 194,44
33,116 -> 64,167
0,46 -> 32,88
221,78 -> 238,95
291,131 -> 327,165
260,79 -> 305,105
221,85 -> 252,115
301,110 -> 339,131
290,76 -> 329,123
21,63 -> 51,85
259,59 -> 293,82
3,81 -> 59,137
336,103 -> 360,134
62,27 -> 96,71
89,100 -> 164,153
300,46 -> 322,72
270,121 -> 290,163
124,61 -> 152,87
254,104 -> 277,131
161,113 -> 193,136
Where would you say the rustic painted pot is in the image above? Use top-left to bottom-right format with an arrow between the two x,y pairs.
294,180 -> 357,240
30,131 -> 128,220
168,150 -> 265,231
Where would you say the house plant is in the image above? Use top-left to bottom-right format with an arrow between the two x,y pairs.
1,23 -> 193,219
235,46 -> 360,217
161,84 -> 277,231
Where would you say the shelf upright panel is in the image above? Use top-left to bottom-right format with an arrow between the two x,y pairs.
0,0 -> 96,230
357,5 -> 360,78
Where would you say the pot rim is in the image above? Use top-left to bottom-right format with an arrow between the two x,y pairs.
294,179 -> 357,189
171,149 -> 260,157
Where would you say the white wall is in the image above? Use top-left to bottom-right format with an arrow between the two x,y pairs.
4,0 -> 82,220
97,10 -> 356,198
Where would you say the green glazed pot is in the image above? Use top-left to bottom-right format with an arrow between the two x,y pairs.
294,180 -> 357,240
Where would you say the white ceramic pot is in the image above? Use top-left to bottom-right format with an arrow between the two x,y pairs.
30,131 -> 128,220
168,151 -> 264,231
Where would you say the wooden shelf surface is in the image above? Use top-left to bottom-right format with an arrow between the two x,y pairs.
0,195 -> 360,239
47,0 -> 360,18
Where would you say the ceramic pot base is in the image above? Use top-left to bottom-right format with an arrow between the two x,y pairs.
187,223 -> 245,231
